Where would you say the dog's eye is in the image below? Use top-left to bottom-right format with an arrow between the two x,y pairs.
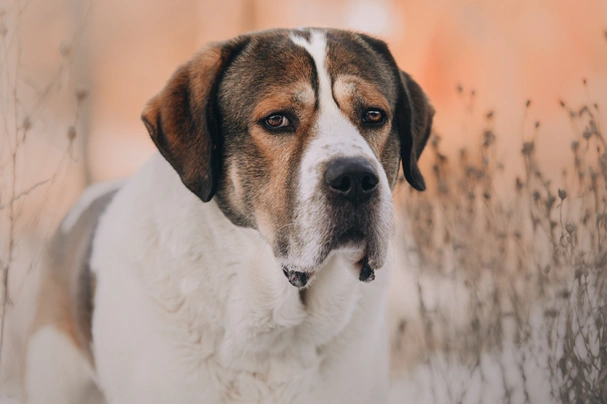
265,114 -> 290,128
362,109 -> 385,125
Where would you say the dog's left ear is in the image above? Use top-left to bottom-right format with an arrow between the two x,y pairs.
396,71 -> 435,191
141,41 -> 245,202
357,33 -> 434,192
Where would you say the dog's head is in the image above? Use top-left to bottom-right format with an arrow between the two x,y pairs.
142,28 -> 433,287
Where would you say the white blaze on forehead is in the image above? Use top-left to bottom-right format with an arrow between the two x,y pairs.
290,31 -> 336,114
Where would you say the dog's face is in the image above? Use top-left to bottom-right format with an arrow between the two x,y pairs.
142,28 -> 433,287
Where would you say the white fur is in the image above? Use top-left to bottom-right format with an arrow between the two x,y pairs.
25,327 -> 102,404
88,154 -> 390,403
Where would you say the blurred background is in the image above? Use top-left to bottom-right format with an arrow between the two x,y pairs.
2,0 -> 606,210
1,0 -> 606,403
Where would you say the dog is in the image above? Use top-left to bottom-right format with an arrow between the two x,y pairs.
23,28 -> 433,403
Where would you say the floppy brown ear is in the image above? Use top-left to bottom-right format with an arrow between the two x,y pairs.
356,33 -> 434,191
141,43 -> 240,202
396,71 -> 434,191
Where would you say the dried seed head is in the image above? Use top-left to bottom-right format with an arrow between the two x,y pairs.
483,130 -> 496,147
22,117 -> 31,131
583,127 -> 593,139
67,126 -> 76,141
535,121 -> 540,128
544,309 -> 558,318
583,78 -> 587,86
486,110 -> 494,119
75,88 -> 89,102
522,142 -> 534,156
559,100 -> 566,108
589,119 -> 598,134
59,41 -> 71,58
571,141 -> 579,151
526,99 -> 531,108
558,189 -> 567,200
565,221 -> 576,234
456,84 -> 463,94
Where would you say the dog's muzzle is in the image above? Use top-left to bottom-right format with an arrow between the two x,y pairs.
281,157 -> 383,288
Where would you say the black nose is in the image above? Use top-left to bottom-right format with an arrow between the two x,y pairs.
325,158 -> 379,203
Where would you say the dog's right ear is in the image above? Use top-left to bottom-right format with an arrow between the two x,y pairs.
141,42 -> 243,202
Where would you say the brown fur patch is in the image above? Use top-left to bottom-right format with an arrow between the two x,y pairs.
332,75 -> 393,159
29,188 -> 118,365
142,38 -> 251,202
212,32 -> 319,251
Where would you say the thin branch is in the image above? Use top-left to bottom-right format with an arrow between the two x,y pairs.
0,178 -> 50,210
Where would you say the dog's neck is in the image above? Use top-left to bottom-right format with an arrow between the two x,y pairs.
110,153 -> 387,365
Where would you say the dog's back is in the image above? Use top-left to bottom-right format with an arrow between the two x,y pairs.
24,181 -> 121,404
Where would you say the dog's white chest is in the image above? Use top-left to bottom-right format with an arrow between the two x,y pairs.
89,163 -> 389,403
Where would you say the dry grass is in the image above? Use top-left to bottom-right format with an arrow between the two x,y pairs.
0,3 -> 91,396
392,74 -> 607,402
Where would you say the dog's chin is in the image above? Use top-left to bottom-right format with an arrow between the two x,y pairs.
281,230 -> 382,289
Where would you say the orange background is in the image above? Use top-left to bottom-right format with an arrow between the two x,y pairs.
7,0 -> 607,193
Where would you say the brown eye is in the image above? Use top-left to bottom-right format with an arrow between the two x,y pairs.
362,109 -> 385,125
265,114 -> 290,128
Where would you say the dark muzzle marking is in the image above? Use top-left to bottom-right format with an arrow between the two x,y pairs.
359,256 -> 375,283
282,265 -> 310,288
282,256 -> 375,288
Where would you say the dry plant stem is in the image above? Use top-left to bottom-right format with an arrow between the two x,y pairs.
0,0 -> 93,372
400,65 -> 606,402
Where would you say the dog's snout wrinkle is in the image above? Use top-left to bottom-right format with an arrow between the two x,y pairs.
325,158 -> 379,203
